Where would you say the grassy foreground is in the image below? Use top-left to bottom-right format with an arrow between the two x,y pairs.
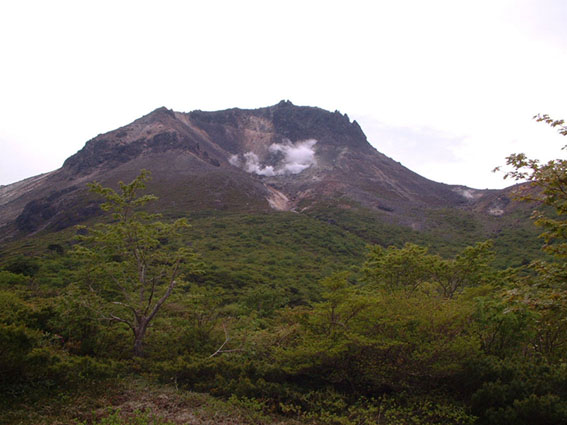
1,378 -> 299,425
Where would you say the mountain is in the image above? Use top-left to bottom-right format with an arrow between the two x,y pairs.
0,101 -> 535,260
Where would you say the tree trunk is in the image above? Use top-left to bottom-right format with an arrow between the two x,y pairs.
133,319 -> 148,357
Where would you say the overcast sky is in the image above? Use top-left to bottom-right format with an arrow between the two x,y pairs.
1,0 -> 566,188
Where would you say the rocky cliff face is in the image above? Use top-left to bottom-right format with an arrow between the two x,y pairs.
0,101 -> 522,240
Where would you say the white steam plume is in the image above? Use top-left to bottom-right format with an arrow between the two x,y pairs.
269,139 -> 317,174
230,139 -> 317,176
242,152 -> 276,176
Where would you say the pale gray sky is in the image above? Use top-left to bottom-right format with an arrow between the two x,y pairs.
1,0 -> 566,188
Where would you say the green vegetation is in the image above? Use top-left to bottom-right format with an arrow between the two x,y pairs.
73,170 -> 193,357
1,119 -> 567,424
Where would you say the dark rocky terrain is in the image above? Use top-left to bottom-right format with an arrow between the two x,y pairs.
0,100 -> 527,242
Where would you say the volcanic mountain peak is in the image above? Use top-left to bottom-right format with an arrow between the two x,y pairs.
0,101 -> 522,241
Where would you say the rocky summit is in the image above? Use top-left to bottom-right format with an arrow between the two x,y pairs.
0,101 -> 524,241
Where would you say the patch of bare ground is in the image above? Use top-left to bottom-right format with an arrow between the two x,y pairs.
266,185 -> 292,211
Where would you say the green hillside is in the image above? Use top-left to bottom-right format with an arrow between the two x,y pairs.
1,179 -> 558,424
